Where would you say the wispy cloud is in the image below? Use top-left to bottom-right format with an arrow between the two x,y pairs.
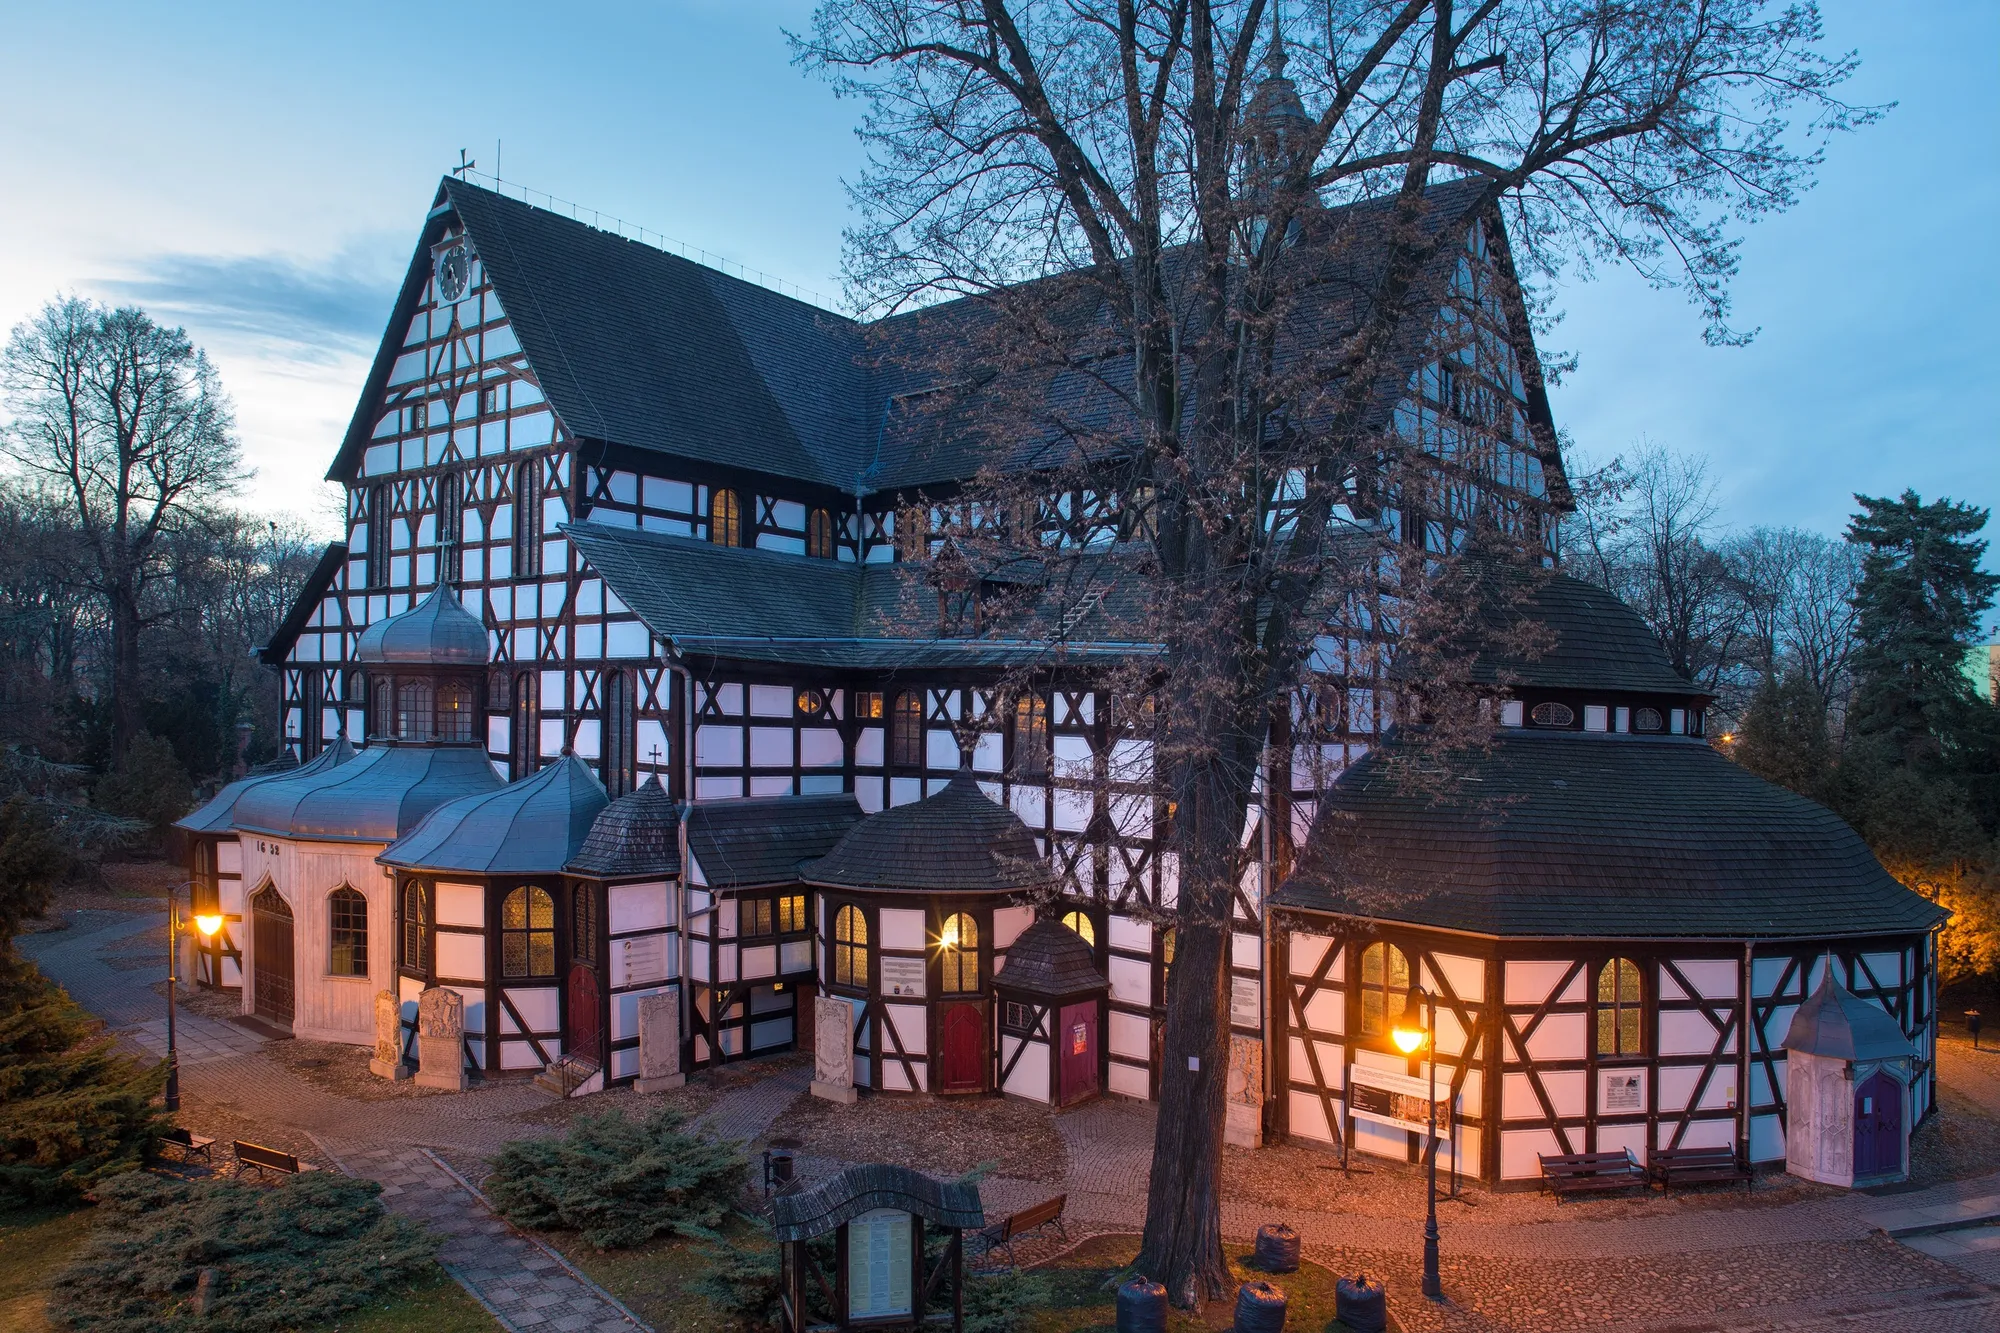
95,245 -> 404,364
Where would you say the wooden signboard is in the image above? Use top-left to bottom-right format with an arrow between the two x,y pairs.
1348,1064 -> 1452,1138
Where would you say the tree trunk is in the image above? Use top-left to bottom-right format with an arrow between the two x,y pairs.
108,582 -> 144,764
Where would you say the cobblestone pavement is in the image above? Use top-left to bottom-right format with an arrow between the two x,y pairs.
128,1012 -> 269,1064
331,1143 -> 644,1333
24,910 -> 2000,1332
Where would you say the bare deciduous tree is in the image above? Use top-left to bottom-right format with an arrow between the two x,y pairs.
798,0 -> 1872,1301
2,298 -> 243,763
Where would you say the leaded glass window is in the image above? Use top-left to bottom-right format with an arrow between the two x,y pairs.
1597,957 -> 1644,1057
939,913 -> 978,994
501,886 -> 556,979
833,905 -> 868,989
1359,941 -> 1411,1038
329,886 -> 369,976
401,881 -> 429,970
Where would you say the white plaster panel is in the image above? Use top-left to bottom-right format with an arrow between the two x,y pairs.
879,909 -> 926,951
436,882 -> 484,927
1352,1118 -> 1409,1161
1011,787 -> 1046,827
697,725 -> 744,766
885,1002 -> 928,1056
1052,787 -> 1092,832
1428,952 -> 1484,1003
1501,1129 -> 1563,1180
1751,957 -> 1793,997
1501,1071 -> 1544,1120
1434,1007 -> 1470,1058
1288,933 -> 1331,978
1288,1090 -> 1334,1143
1108,1009 -> 1151,1059
750,685 -> 792,717
993,906 -> 1033,950
1659,1008 -> 1724,1057
217,841 -> 242,873
1504,960 -> 1575,1006
1656,1063 -> 1702,1114
436,931 -> 485,982
855,727 -> 883,766
1749,1112 -> 1786,1163
749,727 -> 794,767
1001,1036 -> 1051,1103
1108,1062 -> 1150,1100
1108,956 -> 1151,1007
1231,932 -> 1261,972
1524,1012 -> 1587,1062
800,728 -> 844,768
1108,915 -> 1151,953
1673,959 -> 1739,1000
1596,1122 -> 1646,1161
740,944 -> 777,979
1677,1117 -> 1736,1150
502,987 -> 560,1033
609,883 -> 670,933
926,729 -> 960,770
1301,989 -> 1343,1035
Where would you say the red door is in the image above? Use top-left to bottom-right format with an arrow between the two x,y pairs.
1057,1000 -> 1099,1106
1853,1070 -> 1903,1177
567,962 -> 603,1067
939,1003 -> 985,1093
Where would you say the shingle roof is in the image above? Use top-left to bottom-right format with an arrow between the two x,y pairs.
685,793 -> 864,890
176,736 -> 357,835
1273,729 -> 1945,940
1783,969 -> 1915,1061
567,776 -> 682,878
354,583 -> 490,666
771,1163 -> 984,1242
803,766 -> 1052,894
1457,569 -> 1696,697
996,918 -> 1108,997
380,752 -> 608,874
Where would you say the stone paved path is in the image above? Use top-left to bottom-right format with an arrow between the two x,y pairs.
696,1063 -> 811,1144
332,1143 -> 644,1332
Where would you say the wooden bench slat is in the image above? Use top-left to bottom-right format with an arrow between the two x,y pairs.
233,1140 -> 315,1178
1539,1151 -> 1645,1201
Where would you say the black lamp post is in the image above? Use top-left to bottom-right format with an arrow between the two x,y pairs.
1392,981 -> 1443,1301
164,879 -> 223,1115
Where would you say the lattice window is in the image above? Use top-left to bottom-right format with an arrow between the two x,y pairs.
711,489 -> 742,547
1530,701 -> 1575,728
513,460 -> 541,577
501,886 -> 556,979
1061,910 -> 1096,946
742,898 -> 774,937
401,881 -> 430,970
890,692 -> 924,767
604,670 -> 635,795
833,904 -> 868,989
807,508 -> 836,559
511,673 -> 539,779
1597,957 -> 1644,1057
328,886 -> 369,976
1011,695 -> 1050,777
437,681 -> 474,742
1359,941 -> 1411,1038
778,893 -> 807,934
573,887 -> 597,967
939,913 -> 979,994
396,681 -> 434,741
367,484 -> 391,588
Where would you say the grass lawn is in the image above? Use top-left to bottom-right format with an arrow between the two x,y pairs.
0,1199 -> 499,1333
545,1226 -> 737,1333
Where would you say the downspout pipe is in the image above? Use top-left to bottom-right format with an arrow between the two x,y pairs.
665,648 -> 697,1072
1740,939 -> 1756,1164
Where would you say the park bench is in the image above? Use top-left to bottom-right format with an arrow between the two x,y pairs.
1648,1146 -> 1752,1195
232,1140 -> 317,1180
154,1127 -> 215,1164
975,1194 -> 1068,1269
1538,1150 -> 1647,1201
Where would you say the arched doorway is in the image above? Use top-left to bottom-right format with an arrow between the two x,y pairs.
1854,1070 -> 1903,1177
250,885 -> 295,1028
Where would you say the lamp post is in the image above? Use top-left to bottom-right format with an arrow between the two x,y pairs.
1392,983 -> 1442,1301
165,879 -> 224,1115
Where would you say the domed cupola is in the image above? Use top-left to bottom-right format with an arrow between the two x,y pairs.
353,583 -> 490,744
802,762 -> 1051,894
567,776 -> 681,880
381,751 -> 608,876
1243,7 -> 1316,249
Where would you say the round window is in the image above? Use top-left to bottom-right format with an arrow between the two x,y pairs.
1633,706 -> 1664,733
1529,701 -> 1575,728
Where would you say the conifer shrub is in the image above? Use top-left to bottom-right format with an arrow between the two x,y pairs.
92,731 -> 192,841
50,1170 -> 435,1332
0,961 -> 167,1202
689,1230 -> 787,1332
485,1108 -> 749,1249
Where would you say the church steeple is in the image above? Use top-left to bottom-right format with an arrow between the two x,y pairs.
1243,4 -> 1315,250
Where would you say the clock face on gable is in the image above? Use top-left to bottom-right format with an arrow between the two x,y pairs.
435,242 -> 471,302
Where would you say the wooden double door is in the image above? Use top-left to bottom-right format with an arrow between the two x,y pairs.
250,886 -> 295,1028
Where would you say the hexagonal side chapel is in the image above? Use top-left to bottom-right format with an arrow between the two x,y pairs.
180,75 -> 1941,1182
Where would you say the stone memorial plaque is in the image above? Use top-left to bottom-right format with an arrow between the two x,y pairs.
415,986 -> 468,1091
811,994 -> 858,1103
369,989 -> 411,1080
636,991 -> 685,1092
617,933 -> 668,987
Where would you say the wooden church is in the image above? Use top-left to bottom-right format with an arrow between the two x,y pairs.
175,38 -> 1944,1188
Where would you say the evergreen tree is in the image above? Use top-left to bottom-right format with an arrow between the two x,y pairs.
0,796 -> 66,955
1733,672 -> 1833,803
1845,490 -> 1998,772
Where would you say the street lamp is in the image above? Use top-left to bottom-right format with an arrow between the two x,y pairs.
165,880 -> 223,1114
1391,983 -> 1443,1302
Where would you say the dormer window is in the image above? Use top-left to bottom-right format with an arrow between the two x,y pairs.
1633,707 -> 1664,733
1529,701 -> 1574,728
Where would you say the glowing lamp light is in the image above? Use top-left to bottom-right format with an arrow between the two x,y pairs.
939,920 -> 961,950
1391,1022 -> 1428,1055
193,914 -> 224,937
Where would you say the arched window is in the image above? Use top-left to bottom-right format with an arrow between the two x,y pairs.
438,470 -> 463,582
396,681 -> 434,741
436,681 -> 474,743
367,483 -> 391,587
372,679 -> 393,739
501,886 -> 556,978
710,489 -> 741,547
939,913 -> 979,994
1061,910 -> 1095,947
301,671 -> 323,760
1597,957 -> 1644,1057
890,692 -> 924,767
329,886 -> 369,976
572,887 -> 597,967
807,508 -> 835,559
833,905 -> 868,989
513,460 -> 542,577
603,670 -> 634,796
1011,695 -> 1049,777
401,881 -> 430,971
1358,941 -> 1411,1039
511,673 -> 539,779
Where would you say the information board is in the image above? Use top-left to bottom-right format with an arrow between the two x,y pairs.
880,955 -> 927,998
1347,1064 -> 1452,1138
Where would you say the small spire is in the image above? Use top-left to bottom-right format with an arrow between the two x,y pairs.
1265,2 -> 1288,78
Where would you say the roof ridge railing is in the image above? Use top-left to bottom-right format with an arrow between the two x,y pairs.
455,169 -> 842,313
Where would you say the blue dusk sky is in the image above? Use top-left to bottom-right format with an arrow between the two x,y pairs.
0,1 -> 1991,551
